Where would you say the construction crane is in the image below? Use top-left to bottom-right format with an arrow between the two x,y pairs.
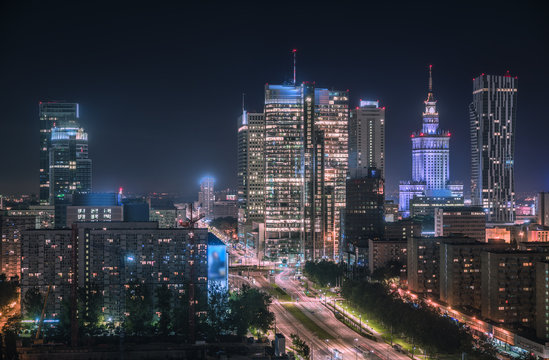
179,203 -> 204,341
34,284 -> 52,344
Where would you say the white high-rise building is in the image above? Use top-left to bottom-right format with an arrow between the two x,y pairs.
199,176 -> 215,219
470,73 -> 518,223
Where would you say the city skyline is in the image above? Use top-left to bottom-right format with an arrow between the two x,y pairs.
0,2 -> 548,199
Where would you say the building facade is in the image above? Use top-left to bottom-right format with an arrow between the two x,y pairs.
481,251 -> 549,329
39,102 -> 80,205
199,177 -> 215,220
344,168 -> 384,249
349,100 -> 385,178
470,73 -> 518,223
368,239 -> 407,275
264,83 -> 349,262
21,222 -> 210,323
0,214 -> 36,279
434,206 -> 486,241
237,112 -> 265,245
537,192 -> 549,227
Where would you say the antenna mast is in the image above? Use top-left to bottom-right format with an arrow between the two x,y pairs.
292,49 -> 297,85
242,93 -> 245,113
429,64 -> 433,93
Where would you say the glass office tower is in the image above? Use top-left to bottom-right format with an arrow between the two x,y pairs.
39,102 -> 80,204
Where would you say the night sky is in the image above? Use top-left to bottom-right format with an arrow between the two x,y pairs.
1,1 -> 548,200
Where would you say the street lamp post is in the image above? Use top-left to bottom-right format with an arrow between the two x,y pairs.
359,314 -> 362,333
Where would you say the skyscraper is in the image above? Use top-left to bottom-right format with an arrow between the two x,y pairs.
237,111 -> 265,244
349,100 -> 385,178
399,66 -> 463,217
199,176 -> 215,219
264,83 -> 349,262
470,73 -> 518,223
537,192 -> 549,227
39,102 -> 79,204
49,125 -> 92,204
264,84 -> 304,262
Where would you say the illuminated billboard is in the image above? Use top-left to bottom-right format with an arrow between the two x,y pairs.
207,233 -> 228,293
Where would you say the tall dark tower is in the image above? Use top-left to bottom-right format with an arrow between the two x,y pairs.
39,102 -> 80,204
470,73 -> 517,223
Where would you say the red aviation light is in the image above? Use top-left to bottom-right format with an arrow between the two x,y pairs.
411,134 -> 415,138
447,132 -> 451,136
420,132 -> 424,136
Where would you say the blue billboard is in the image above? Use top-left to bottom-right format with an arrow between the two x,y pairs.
207,233 -> 228,293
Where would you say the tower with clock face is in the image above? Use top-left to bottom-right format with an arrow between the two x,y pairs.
399,65 -> 463,217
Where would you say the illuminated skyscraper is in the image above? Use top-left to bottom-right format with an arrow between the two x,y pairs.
49,126 -> 92,204
39,102 -> 79,204
349,100 -> 385,178
470,73 -> 517,223
199,176 -> 215,219
399,66 -> 462,217
237,111 -> 265,244
264,83 -> 348,262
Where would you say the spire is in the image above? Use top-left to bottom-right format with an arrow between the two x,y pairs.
429,64 -> 433,93
426,64 -> 435,102
292,49 -> 297,86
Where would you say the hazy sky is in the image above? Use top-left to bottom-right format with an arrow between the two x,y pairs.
1,1 -> 548,200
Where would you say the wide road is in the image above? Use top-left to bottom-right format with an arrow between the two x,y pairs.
252,269 -> 409,360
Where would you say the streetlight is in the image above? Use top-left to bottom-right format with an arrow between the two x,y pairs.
354,338 -> 358,360
359,314 -> 362,332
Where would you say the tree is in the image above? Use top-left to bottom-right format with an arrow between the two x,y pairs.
155,284 -> 172,336
290,333 -> 310,359
303,260 -> 343,287
0,274 -> 18,315
172,286 -> 190,337
229,285 -> 274,337
125,283 -> 153,336
202,283 -> 230,341
78,284 -> 104,335
22,287 -> 44,320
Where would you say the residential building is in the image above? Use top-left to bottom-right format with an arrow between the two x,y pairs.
407,237 -> 441,297
439,238 -> 508,310
385,219 -> 421,240
349,100 -> 385,178
434,206 -> 486,241
6,205 -> 55,229
481,250 -> 549,329
368,239 -> 407,275
536,261 -> 549,340
21,222 -> 211,323
399,67 -> 463,217
470,73 -> 518,223
0,213 -> 36,279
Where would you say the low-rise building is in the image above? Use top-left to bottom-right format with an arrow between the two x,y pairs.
434,206 -> 486,241
0,213 -> 36,279
407,237 -> 441,297
439,238 -> 508,310
368,239 -> 407,275
481,250 -> 549,329
385,219 -> 421,240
